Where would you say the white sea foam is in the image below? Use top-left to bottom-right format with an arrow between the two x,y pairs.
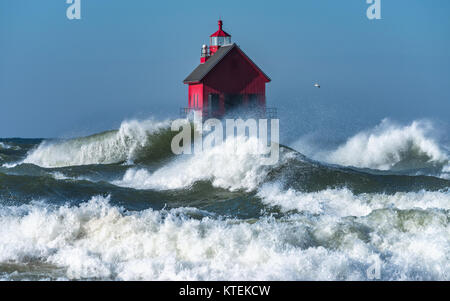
50,171 -> 92,182
20,119 -> 169,168
0,195 -> 448,280
0,142 -> 20,151
0,142 -> 10,150
1,163 -> 18,168
50,172 -> 72,180
257,183 -> 450,216
114,136 -> 289,191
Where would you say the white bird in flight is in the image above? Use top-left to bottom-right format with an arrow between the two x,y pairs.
314,82 -> 321,88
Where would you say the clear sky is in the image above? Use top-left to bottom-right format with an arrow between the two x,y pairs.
1,0 -> 449,140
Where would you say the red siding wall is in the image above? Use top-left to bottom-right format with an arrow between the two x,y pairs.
188,47 -> 268,115
203,47 -> 266,94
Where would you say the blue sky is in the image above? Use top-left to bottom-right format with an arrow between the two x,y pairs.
1,0 -> 449,140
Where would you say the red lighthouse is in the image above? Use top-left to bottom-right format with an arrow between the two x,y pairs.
183,20 -> 271,118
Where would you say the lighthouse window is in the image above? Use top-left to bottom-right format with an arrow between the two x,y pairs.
211,36 -> 231,46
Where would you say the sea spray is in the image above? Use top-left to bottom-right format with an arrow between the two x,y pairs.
171,114 -> 280,166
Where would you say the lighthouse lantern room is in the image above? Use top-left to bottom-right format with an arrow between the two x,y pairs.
183,20 -> 271,118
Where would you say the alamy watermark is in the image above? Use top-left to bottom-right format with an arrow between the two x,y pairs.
66,1 -> 380,21
366,255 -> 382,280
170,113 -> 280,166
366,0 -> 382,20
66,0 -> 81,20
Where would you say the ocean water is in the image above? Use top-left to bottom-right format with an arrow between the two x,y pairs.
0,118 -> 449,280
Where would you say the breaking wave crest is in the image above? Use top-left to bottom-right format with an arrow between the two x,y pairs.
114,137 -> 290,192
324,120 -> 449,171
21,119 -> 171,168
1,195 -> 448,280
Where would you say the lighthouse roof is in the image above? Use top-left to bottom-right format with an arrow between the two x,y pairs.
210,20 -> 231,37
183,43 -> 271,84
210,28 -> 231,37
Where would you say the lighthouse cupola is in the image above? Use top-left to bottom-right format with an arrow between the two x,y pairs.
209,19 -> 231,55
184,20 -> 271,119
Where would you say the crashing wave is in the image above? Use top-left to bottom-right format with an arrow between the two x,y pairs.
114,136 -> 291,192
324,119 -> 449,171
20,119 -> 170,168
0,195 -> 448,280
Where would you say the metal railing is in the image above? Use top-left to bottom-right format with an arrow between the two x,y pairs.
179,107 -> 277,119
